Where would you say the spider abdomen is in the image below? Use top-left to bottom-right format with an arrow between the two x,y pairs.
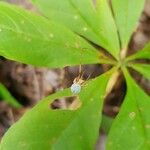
70,83 -> 81,94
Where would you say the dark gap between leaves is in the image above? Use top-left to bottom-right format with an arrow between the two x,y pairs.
103,70 -> 127,117
128,67 -> 150,96
64,64 -> 113,89
128,59 -> 150,64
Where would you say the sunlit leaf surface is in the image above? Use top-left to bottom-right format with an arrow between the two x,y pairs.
32,0 -> 120,59
112,0 -> 145,49
106,69 -> 150,150
0,2 -> 100,68
0,71 -> 112,150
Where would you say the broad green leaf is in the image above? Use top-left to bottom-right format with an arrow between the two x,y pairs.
0,83 -> 22,108
96,0 -> 120,59
32,0 -> 120,59
126,43 -> 150,61
0,70 -> 113,150
106,69 -> 150,150
112,0 -> 145,49
32,0 -> 101,46
130,63 -> 150,80
0,2 -> 100,69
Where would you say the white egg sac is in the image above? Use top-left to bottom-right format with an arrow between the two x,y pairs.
70,83 -> 81,94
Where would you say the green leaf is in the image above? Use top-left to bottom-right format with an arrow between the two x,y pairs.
130,63 -> 150,80
96,0 -> 120,59
0,83 -> 22,108
112,0 -> 145,49
0,70 -> 113,150
126,43 -> 150,61
32,0 -> 120,59
0,2 -> 100,68
106,68 -> 150,150
32,0 -> 101,46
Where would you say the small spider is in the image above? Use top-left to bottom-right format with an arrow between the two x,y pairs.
70,75 -> 85,94
70,65 -> 85,94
